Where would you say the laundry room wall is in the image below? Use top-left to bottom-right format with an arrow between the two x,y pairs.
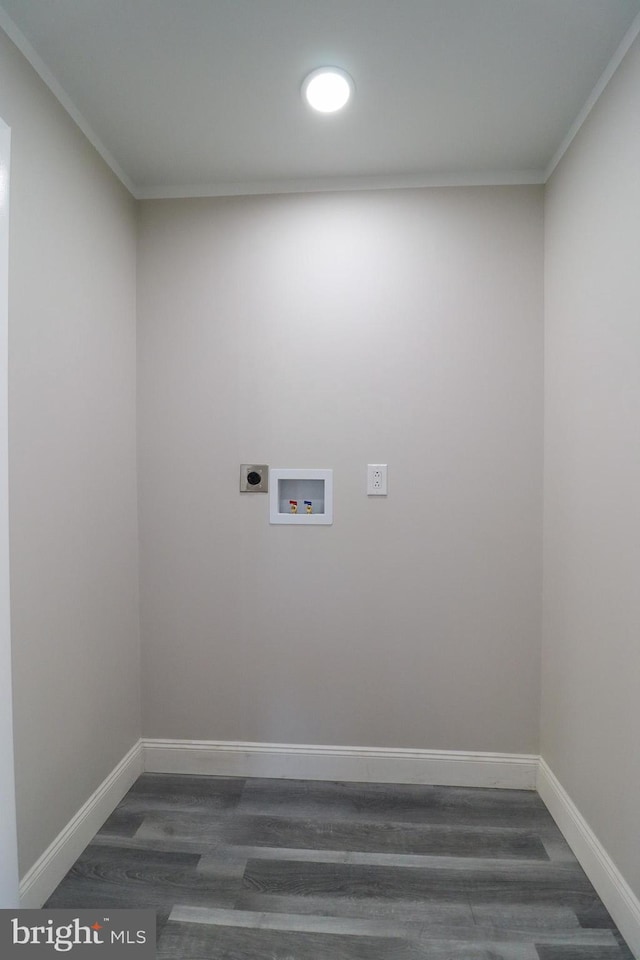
137,185 -> 543,754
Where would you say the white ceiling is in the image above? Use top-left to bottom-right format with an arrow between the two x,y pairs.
1,0 -> 639,198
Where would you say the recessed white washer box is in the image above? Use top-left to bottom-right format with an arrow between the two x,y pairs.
269,469 -> 333,525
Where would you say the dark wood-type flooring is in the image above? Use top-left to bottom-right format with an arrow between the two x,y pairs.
46,774 -> 634,959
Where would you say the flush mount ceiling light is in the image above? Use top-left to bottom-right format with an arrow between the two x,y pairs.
302,67 -> 354,113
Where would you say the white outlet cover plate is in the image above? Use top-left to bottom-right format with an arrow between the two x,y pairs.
367,464 -> 388,496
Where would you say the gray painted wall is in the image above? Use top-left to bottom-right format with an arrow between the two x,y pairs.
138,187 -> 543,753
0,30 -> 141,876
542,36 -> 640,900
0,116 -> 19,907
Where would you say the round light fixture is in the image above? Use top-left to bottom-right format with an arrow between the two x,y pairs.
302,67 -> 353,113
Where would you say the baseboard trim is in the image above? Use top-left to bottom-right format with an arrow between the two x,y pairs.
142,739 -> 538,790
19,741 -> 144,908
17,738 -> 640,959
537,759 -> 640,959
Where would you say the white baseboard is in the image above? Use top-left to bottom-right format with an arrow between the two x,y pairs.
19,741 -> 144,908
16,737 -> 536,910
537,759 -> 640,959
142,739 -> 539,790
18,737 -> 640,960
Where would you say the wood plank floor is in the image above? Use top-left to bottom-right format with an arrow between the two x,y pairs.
46,774 -> 634,960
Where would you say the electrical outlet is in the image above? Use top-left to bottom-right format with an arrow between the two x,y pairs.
240,464 -> 269,492
367,463 -> 388,496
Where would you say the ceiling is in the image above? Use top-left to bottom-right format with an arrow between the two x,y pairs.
0,0 -> 639,198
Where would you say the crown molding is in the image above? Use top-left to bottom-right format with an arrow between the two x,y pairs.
545,9 -> 640,181
0,7 -> 136,196
2,5 -> 639,200
135,170 -> 545,201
